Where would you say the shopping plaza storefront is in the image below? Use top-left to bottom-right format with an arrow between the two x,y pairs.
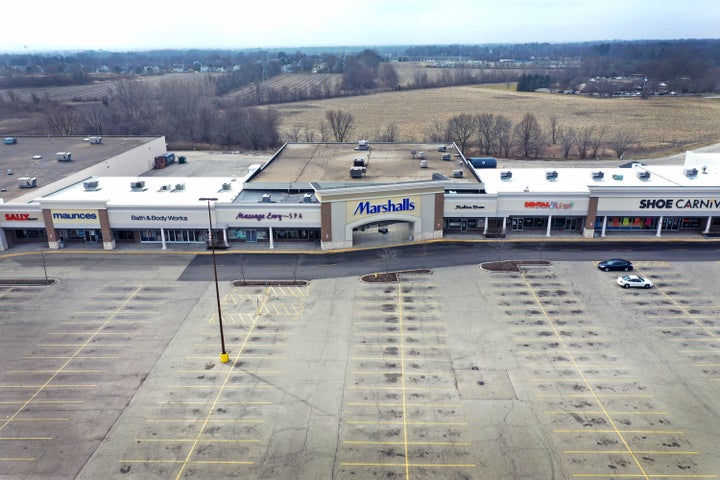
3,163 -> 720,251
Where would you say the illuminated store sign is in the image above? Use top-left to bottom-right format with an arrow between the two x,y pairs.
235,212 -> 304,222
353,198 -> 415,216
524,201 -> 575,209
4,213 -> 39,221
638,198 -> 720,210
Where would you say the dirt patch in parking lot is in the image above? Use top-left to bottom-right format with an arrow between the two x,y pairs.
481,260 -> 552,272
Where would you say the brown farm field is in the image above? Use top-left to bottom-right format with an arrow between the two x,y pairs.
273,85 -> 720,157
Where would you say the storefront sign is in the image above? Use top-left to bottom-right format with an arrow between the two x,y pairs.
236,212 -> 304,222
352,197 -> 416,217
131,214 -> 189,222
454,204 -> 485,210
4,213 -> 39,222
524,201 -> 575,210
50,209 -> 100,226
639,198 -> 720,210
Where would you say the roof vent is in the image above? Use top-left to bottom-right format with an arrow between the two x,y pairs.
637,171 -> 651,180
130,180 -> 146,191
261,193 -> 273,203
500,170 -> 512,180
546,170 -> 559,181
592,171 -> 605,180
684,168 -> 698,178
83,179 -> 100,191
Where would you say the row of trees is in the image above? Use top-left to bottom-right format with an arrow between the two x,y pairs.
39,78 -> 281,150
429,112 -> 635,160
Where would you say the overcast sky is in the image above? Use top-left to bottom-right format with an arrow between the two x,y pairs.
3,0 -> 718,52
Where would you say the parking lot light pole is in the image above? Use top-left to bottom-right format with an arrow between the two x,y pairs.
199,197 -> 228,363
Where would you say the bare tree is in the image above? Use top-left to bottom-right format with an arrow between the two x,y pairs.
290,255 -> 304,282
476,113 -> 496,155
513,112 -> 544,158
610,130 -> 636,159
589,126 -> 607,159
44,103 -> 81,135
495,115 -> 513,157
376,122 -> 399,142
447,114 -> 475,155
325,109 -> 355,142
558,126 -> 576,159
549,116 -> 560,144
574,126 -> 594,159
424,120 -> 448,143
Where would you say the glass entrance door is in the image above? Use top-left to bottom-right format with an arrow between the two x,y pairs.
246,229 -> 257,242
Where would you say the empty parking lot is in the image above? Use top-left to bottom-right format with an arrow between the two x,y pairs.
0,253 -> 719,479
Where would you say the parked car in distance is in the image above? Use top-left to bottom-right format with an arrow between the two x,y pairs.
597,258 -> 633,272
617,274 -> 654,289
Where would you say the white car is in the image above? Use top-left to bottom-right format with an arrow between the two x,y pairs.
617,274 -> 653,289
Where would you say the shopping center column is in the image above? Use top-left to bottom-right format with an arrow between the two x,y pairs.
98,209 -> 115,250
546,215 -> 552,237
584,197 -> 599,238
269,227 -> 274,249
656,216 -> 663,237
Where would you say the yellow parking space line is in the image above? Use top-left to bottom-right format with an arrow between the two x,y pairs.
351,371 -> 453,376
354,332 -> 447,337
571,475 -> 717,479
517,338 -> 610,342
351,356 -> 452,362
21,356 -> 121,360
167,385 -> 274,389
554,429 -> 683,434
7,370 -> 106,374
538,394 -> 654,398
159,401 -> 272,405
8,417 -> 69,422
135,438 -> 258,443
340,462 -> 476,467
344,440 -> 471,446
0,437 -> 53,440
534,378 -> 638,383
61,321 -> 151,325
348,386 -> 456,391
36,343 -> 129,347
347,402 -> 462,407
546,411 -> 667,415
564,450 -> 698,455
145,419 -> 264,424
0,384 -> 96,389
185,355 -> 286,360
346,420 -> 466,426
120,459 -> 254,465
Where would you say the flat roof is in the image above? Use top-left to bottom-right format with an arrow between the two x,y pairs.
40,176 -> 240,207
0,136 -> 158,201
479,164 -> 720,194
248,142 -> 480,187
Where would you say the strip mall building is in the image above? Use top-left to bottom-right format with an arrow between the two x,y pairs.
2,137 -> 720,251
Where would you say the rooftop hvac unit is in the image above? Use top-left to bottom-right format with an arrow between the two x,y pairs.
221,183 -> 231,191
261,193 -> 273,203
302,193 -> 313,203
500,170 -> 512,180
417,151 -> 425,160
637,171 -> 651,180
83,179 -> 100,191
159,184 -> 172,191
592,171 -> 605,180
419,160 -> 428,168
56,152 -> 72,161
130,180 -> 146,190
4,137 -> 17,144
453,170 -> 463,178
546,170 -> 559,180
355,139 -> 369,150
684,168 -> 698,177
88,136 -> 102,144
438,145 -> 447,152
18,177 -> 37,188
441,153 -> 452,161
350,166 -> 365,178
612,174 -> 624,181
353,157 -> 366,167
174,182 -> 185,191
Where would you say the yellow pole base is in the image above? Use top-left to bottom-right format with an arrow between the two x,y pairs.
220,352 -> 229,363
